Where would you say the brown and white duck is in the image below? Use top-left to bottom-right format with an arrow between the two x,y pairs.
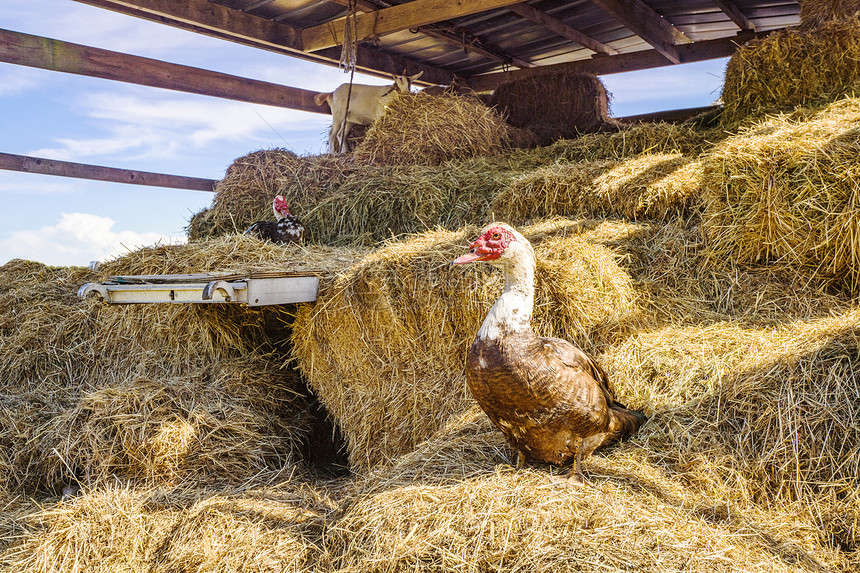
453,222 -> 646,484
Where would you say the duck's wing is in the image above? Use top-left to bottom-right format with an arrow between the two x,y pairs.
277,214 -> 305,243
537,337 -> 619,409
245,221 -> 280,241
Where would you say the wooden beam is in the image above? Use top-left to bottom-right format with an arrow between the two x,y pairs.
0,152 -> 217,192
0,29 -> 331,115
74,0 -> 302,49
72,0 -> 454,85
301,0 -> 526,52
420,26 -> 534,69
507,3 -> 619,56
331,0 -> 531,69
591,0 -> 691,64
711,0 -> 756,31
467,31 -> 762,92
616,104 -> 719,124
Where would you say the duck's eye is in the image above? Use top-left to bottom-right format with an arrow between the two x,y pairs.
469,248 -> 475,253
492,232 -> 501,240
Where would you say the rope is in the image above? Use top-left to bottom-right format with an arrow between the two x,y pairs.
339,0 -> 358,74
336,0 -> 358,151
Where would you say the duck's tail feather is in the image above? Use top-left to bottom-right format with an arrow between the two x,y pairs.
607,404 -> 647,443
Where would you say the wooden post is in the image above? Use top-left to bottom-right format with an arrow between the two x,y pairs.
0,152 -> 217,192
0,28 -> 330,114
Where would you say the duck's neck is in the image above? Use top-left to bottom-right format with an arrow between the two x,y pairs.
477,251 -> 535,342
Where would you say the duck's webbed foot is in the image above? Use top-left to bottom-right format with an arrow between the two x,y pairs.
553,468 -> 586,486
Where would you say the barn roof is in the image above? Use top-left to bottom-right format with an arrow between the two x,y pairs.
75,0 -> 801,90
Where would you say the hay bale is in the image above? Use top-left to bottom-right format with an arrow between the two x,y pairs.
722,19 -> 860,122
301,162 -> 502,245
325,409 -> 836,573
601,312 -> 860,526
187,150 -> 353,241
189,152 -> 513,245
543,121 -> 719,163
599,218 -> 851,327
0,239 -> 346,491
352,92 -> 510,166
47,371 -> 304,487
800,0 -> 860,30
490,72 -> 613,145
291,221 -> 638,471
5,485 -> 333,572
702,96 -> 860,291
492,153 -> 702,224
101,234 -> 365,277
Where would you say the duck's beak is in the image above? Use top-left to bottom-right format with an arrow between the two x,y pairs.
452,251 -> 484,265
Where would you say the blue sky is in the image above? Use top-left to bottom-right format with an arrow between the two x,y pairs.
0,0 -> 728,267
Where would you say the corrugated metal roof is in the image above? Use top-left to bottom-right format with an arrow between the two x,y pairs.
122,1 -> 802,84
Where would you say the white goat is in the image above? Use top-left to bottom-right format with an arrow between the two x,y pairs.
314,72 -> 422,153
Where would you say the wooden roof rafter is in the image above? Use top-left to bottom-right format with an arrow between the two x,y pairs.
71,0 -> 454,84
507,2 -> 618,56
329,0 -> 533,70
300,0 -> 528,53
711,0 -> 757,31
468,30 -> 761,91
0,28 -> 332,113
590,0 -> 692,64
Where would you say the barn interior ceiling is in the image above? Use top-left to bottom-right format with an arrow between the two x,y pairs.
70,0 -> 801,91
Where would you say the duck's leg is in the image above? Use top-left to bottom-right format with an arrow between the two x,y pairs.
516,451 -> 526,469
566,445 -> 586,486
552,436 -> 586,486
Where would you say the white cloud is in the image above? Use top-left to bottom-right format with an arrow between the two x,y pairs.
28,89 -> 329,162
0,66 -> 44,96
0,212 -> 184,267
0,173 -> 77,195
6,0 -> 216,60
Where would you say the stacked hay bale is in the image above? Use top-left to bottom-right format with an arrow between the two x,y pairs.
702,97 -> 860,291
8,26 -> 860,569
800,0 -> 860,30
4,485 -> 334,573
493,153 -> 702,223
187,149 -> 353,241
188,152 -> 522,246
490,120 -> 721,225
352,92 -> 511,165
544,121 -> 718,163
290,221 -> 639,471
0,238 -> 366,492
324,404 -> 842,572
722,18 -> 860,122
490,72 -> 615,145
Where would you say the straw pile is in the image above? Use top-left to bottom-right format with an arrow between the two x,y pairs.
0,237 -> 366,491
493,153 -> 703,223
490,72 -> 613,145
800,0 -> 860,30
187,151 -> 528,245
2,484 -> 335,573
722,19 -> 860,122
352,92 -> 511,165
702,96 -> 860,291
325,406 -> 839,573
6,50 -> 860,570
544,120 -> 719,162
291,221 -> 638,471
187,149 -> 354,241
